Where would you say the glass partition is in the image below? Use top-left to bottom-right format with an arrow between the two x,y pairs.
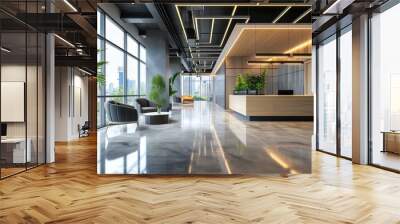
0,2 -> 46,179
317,35 -> 337,154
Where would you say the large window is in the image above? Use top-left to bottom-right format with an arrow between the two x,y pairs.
370,4 -> 400,171
97,9 -> 147,127
339,27 -> 352,158
317,35 -> 337,154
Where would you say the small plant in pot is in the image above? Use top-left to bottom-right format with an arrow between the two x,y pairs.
256,70 -> 266,95
246,75 -> 258,95
149,74 -> 168,113
233,74 -> 248,95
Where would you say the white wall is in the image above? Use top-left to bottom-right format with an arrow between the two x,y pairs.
54,67 -> 89,141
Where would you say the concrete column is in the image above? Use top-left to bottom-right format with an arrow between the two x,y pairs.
352,14 -> 369,164
46,33 -> 55,163
144,30 -> 170,100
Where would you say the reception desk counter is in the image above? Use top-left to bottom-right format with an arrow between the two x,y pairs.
229,95 -> 313,121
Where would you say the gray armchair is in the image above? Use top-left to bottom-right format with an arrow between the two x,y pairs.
105,101 -> 138,125
135,98 -> 158,113
136,98 -> 172,113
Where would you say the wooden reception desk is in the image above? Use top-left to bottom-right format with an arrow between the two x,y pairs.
229,95 -> 313,121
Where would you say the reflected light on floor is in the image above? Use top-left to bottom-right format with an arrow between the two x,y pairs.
265,148 -> 298,174
211,124 -> 232,174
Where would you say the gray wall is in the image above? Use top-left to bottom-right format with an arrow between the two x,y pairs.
266,64 -> 305,95
54,67 -> 89,141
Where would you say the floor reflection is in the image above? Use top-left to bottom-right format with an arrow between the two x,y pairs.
97,101 -> 313,175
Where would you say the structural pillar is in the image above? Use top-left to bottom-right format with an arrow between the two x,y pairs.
352,14 -> 369,164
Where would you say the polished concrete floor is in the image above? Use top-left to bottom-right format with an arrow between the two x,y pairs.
97,101 -> 313,175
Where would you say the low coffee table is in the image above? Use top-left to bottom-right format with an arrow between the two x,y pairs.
144,112 -> 169,125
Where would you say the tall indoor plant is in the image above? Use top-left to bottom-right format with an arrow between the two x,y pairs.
149,74 -> 168,113
169,71 -> 181,99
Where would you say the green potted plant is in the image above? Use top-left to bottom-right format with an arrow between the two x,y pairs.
149,74 -> 168,113
169,71 -> 181,106
256,69 -> 266,95
246,75 -> 258,95
234,74 -> 248,95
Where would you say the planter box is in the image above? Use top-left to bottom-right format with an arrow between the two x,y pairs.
247,90 -> 257,95
233,90 -> 247,95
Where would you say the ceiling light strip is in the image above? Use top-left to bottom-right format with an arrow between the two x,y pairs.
63,0 -> 78,12
209,18 -> 215,44
1,47 -> 11,53
284,40 -> 312,54
175,5 -> 188,41
248,60 -> 304,65
196,16 -> 249,20
78,68 -> 93,76
219,5 -> 237,47
54,34 -> 75,48
273,6 -> 291,23
293,8 -> 312,23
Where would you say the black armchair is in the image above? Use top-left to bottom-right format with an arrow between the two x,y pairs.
105,101 -> 138,125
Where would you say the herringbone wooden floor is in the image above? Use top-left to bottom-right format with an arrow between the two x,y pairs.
1,135 -> 400,224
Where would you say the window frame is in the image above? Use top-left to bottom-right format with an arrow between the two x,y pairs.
97,8 -> 147,128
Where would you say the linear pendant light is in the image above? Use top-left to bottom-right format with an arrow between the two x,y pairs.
54,34 -> 75,48
248,60 -> 304,65
63,0 -> 78,12
1,47 -> 11,53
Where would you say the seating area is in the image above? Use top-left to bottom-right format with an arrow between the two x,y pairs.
181,96 -> 194,104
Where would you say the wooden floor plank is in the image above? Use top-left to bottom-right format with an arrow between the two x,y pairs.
0,135 -> 400,223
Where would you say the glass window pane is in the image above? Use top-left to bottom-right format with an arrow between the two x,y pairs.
105,16 -> 124,48
97,38 -> 105,96
140,45 -> 146,62
340,29 -> 352,158
105,43 -> 124,96
318,36 -> 337,154
127,35 -> 138,57
140,62 -> 146,95
97,10 -> 104,36
127,96 -> 138,107
182,75 -> 190,96
371,4 -> 400,171
127,56 -> 138,95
